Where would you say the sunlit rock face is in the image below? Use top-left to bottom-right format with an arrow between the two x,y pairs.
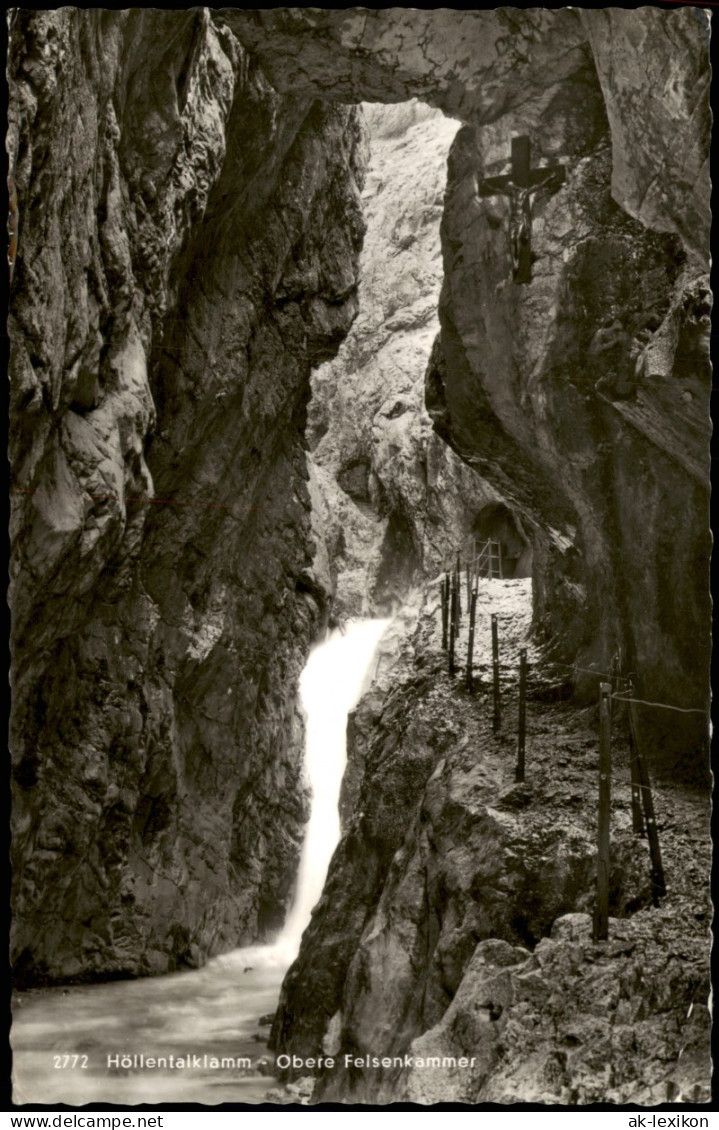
307,101 -> 500,619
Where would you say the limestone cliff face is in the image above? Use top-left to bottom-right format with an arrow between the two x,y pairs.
9,10 -> 366,982
307,101 -> 500,618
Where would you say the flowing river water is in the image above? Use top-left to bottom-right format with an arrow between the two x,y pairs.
11,619 -> 391,1106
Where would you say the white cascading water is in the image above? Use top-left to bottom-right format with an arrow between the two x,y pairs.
277,617 -> 391,954
12,617 -> 391,1105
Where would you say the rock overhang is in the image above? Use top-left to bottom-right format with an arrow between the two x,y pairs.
214,6 -> 710,258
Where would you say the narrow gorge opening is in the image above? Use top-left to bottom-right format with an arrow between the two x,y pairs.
306,100 -> 500,621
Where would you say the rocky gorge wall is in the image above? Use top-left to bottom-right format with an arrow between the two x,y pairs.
270,591 -> 711,1105
8,4 -> 711,999
8,9 -> 365,982
427,73 -> 711,779
214,6 -> 710,1106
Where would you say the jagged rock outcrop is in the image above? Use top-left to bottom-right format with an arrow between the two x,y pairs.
399,909 -> 710,1105
579,8 -> 710,255
9,9 -> 366,982
271,592 -> 710,1104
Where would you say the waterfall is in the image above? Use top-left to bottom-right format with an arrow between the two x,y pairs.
276,618 -> 391,955
10,617 -> 392,1105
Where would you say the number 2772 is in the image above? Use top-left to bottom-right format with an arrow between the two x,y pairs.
53,1054 -> 89,1069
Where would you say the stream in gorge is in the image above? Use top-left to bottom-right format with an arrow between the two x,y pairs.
11,619 -> 391,1105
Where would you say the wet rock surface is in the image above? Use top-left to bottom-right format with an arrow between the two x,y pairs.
9,10 -> 366,982
271,586 -> 710,1104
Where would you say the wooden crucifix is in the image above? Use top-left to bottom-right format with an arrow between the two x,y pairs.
477,136 -> 565,284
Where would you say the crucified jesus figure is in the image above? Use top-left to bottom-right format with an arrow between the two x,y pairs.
477,136 -> 566,284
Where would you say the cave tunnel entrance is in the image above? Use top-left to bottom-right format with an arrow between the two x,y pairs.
470,502 -> 533,581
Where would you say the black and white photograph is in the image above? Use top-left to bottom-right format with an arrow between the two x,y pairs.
6,5 -> 713,1112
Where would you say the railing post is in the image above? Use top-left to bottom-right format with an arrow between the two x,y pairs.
625,676 -> 645,836
627,683 -> 666,903
440,573 -> 449,651
491,614 -> 501,732
594,681 -> 612,942
516,648 -> 527,781
455,555 -> 462,622
449,573 -> 457,676
466,589 -> 477,693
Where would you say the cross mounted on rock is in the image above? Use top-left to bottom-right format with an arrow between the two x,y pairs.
477,136 -> 565,284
